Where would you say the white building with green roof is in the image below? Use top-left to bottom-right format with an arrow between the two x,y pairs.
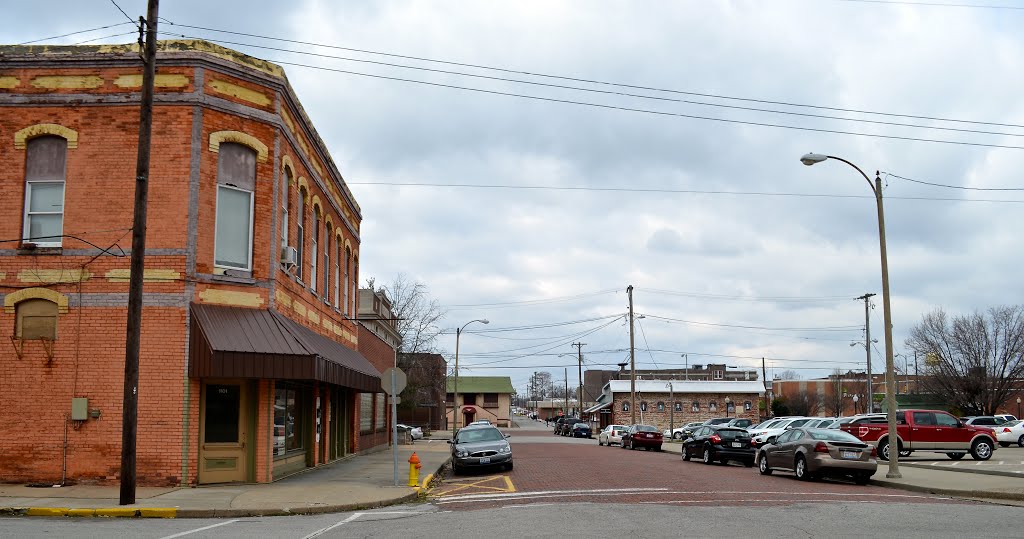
446,376 -> 515,428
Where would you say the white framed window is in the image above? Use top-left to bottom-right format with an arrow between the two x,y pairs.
214,185 -> 254,270
343,247 -> 351,315
323,223 -> 331,302
23,136 -> 67,247
333,235 -> 340,309
280,167 -> 290,253
310,214 -> 319,292
213,143 -> 256,271
296,188 -> 305,280
713,370 -> 724,380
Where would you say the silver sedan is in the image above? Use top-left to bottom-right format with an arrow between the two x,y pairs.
598,424 -> 630,446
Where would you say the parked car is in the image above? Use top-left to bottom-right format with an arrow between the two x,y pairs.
703,417 -> 733,426
749,417 -> 817,448
725,418 -> 753,428
804,418 -> 838,429
682,425 -> 755,466
758,427 -> 876,485
993,419 -> 1024,447
396,424 -> 423,440
621,424 -> 663,451
841,409 -> 997,461
994,414 -> 1018,423
448,424 -> 513,473
569,422 -> 593,438
962,416 -> 1007,428
468,419 -> 492,426
553,417 -> 580,436
599,424 -> 630,446
664,421 -> 705,440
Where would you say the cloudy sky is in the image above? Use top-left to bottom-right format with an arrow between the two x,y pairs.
7,0 -> 1024,395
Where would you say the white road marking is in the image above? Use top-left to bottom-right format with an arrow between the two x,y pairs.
302,513 -> 362,539
159,520 -> 238,539
434,489 -> 936,505
436,487 -> 668,502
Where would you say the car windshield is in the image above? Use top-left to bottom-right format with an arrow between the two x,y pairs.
609,425 -> 627,431
1004,420 -> 1023,427
456,428 -> 505,443
787,419 -> 814,428
636,425 -> 659,432
574,423 -> 589,428
716,429 -> 748,440
808,429 -> 862,443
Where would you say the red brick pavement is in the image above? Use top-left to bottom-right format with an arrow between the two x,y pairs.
432,441 -> 971,510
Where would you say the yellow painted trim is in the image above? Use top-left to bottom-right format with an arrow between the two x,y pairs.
281,107 -> 296,135
26,507 -> 69,516
113,74 -> 189,88
297,177 -> 310,200
0,272 -> 6,280
307,310 -> 320,324
335,230 -> 344,242
324,215 -> 334,229
14,123 -> 79,149
16,269 -> 90,286
209,79 -> 271,107
139,508 -> 177,518
105,269 -> 180,282
67,508 -> 96,517
94,508 -> 138,518
344,239 -> 352,251
208,130 -> 268,163
293,302 -> 308,318
274,288 -> 292,308
0,76 -> 19,89
198,289 -> 264,308
310,195 -> 322,214
31,75 -> 103,90
4,287 -> 70,314
281,155 -> 295,182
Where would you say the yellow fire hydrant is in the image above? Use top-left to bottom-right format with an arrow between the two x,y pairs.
408,452 -> 422,487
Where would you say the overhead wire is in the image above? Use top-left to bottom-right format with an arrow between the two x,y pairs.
884,171 -> 1024,191
17,21 -> 136,45
444,287 -> 620,309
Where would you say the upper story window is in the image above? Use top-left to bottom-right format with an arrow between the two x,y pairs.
713,370 -> 724,380
656,401 -> 665,412
323,223 -> 331,302
296,188 -> 306,281
332,235 -> 340,309
310,210 -> 319,292
280,166 -> 291,254
23,136 -> 67,247
483,393 -> 498,407
214,143 -> 256,271
343,246 -> 351,315
16,298 -> 59,340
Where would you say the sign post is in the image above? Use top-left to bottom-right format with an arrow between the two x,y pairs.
381,367 -> 407,486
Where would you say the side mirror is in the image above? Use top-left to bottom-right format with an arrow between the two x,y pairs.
504,434 -> 511,438
447,439 -> 454,444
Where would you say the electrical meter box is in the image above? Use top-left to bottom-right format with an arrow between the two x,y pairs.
71,397 -> 89,421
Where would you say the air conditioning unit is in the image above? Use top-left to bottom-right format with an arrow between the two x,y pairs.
280,246 -> 298,268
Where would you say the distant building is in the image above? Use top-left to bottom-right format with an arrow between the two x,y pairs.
586,380 -> 766,431
397,353 -> 447,430
446,376 -> 515,428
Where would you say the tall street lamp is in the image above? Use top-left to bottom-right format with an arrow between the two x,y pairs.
724,396 -> 732,418
1017,396 -> 1021,420
452,318 -> 489,438
801,152 -> 900,479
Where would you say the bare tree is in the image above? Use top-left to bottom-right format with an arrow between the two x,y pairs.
823,370 -> 845,417
776,370 -> 801,381
782,391 -> 823,416
905,306 -> 1024,415
367,273 -> 447,354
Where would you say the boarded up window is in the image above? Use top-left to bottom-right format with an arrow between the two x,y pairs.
375,393 -> 385,430
483,393 -> 498,407
360,393 -> 373,433
16,299 -> 58,340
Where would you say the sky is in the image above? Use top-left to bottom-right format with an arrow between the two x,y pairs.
6,0 -> 1024,396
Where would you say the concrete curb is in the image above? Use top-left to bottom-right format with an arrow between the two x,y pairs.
898,462 -> 1024,479
872,478 -> 1024,502
1,457 -> 454,519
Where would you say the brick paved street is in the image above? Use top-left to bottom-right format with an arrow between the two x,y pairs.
431,434 -> 970,510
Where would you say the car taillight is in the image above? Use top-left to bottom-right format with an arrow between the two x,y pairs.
710,435 -> 722,444
870,446 -> 877,457
814,442 -> 829,453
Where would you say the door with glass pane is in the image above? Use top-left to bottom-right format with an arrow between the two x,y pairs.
199,382 -> 250,484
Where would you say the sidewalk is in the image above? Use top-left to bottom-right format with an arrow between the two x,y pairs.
0,439 -> 451,518
659,441 -> 1024,503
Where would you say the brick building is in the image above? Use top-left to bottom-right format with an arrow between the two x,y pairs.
585,380 -> 766,432
0,41 -> 389,486
446,376 -> 515,428
396,353 -> 447,430
584,364 -> 761,412
356,288 -> 403,450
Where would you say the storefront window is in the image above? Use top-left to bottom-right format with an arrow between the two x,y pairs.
274,385 -> 304,456
360,393 -> 373,433
375,393 -> 386,430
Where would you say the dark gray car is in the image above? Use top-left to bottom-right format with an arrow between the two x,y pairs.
449,425 -> 513,473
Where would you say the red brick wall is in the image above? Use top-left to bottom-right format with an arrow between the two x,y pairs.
608,391 -> 762,430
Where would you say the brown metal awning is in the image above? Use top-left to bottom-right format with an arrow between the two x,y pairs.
189,303 -> 381,392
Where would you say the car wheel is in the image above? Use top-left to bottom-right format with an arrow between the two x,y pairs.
621,439 -> 628,449
794,455 -> 810,481
947,452 -> 966,460
743,459 -> 754,468
703,447 -> 713,465
854,472 -> 871,485
505,461 -> 514,471
877,439 -> 891,461
971,438 -> 994,461
599,438 -> 604,446
673,432 -> 683,440
1019,435 -> 1024,448
682,447 -> 691,461
758,453 -> 772,475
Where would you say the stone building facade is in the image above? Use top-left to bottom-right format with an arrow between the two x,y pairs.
587,380 -> 766,432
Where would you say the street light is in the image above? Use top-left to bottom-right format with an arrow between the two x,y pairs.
1017,396 -> 1021,420
852,394 -> 860,415
452,318 -> 489,438
801,152 -> 900,479
724,396 -> 732,417
666,382 -> 675,436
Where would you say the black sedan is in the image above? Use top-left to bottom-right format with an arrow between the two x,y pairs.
449,424 -> 513,473
569,422 -> 592,438
682,425 -> 755,466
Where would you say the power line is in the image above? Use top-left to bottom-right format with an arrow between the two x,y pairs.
444,314 -> 625,334
160,20 -> 1023,129
108,0 -> 137,26
165,32 -> 1024,141
833,0 -> 1024,10
443,288 -> 620,309
641,313 -> 863,332
884,171 -> 1024,191
17,21 -> 136,45
640,287 -> 857,303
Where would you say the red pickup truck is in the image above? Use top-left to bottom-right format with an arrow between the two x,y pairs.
840,409 -> 997,461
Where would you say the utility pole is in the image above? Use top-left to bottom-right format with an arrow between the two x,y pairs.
913,352 -> 919,394
628,285 -> 636,424
856,293 -> 876,414
761,357 -> 768,419
572,342 -> 586,414
121,0 -> 159,506
564,368 -> 569,415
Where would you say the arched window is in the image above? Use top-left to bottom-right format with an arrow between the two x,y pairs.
23,136 -> 68,247
343,246 -> 351,315
656,401 -> 665,412
280,165 -> 291,254
333,235 -> 340,309
622,401 -> 630,412
296,188 -> 306,280
640,401 -> 648,412
310,209 -> 319,293
352,255 -> 358,314
214,143 -> 256,271
16,298 -> 59,340
323,223 -> 331,302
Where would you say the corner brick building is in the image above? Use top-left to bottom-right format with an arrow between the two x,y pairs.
0,41 -> 390,486
586,380 -> 766,431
